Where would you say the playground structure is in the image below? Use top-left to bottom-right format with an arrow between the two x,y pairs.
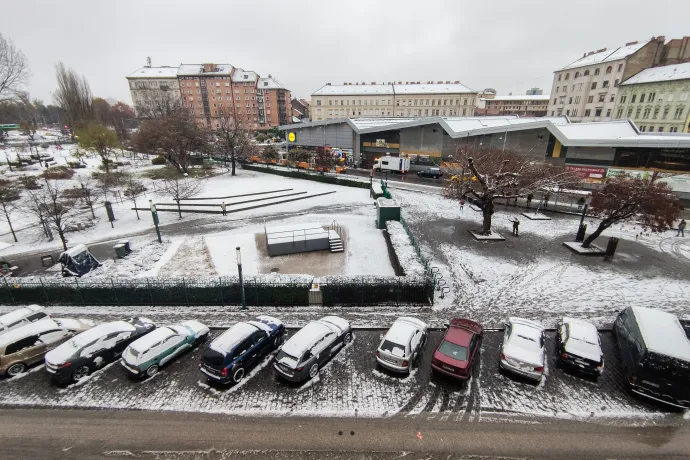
265,221 -> 343,256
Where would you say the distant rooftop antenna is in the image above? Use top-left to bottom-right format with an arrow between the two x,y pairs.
146,56 -> 152,67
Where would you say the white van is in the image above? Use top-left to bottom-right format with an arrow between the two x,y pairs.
0,305 -> 50,336
374,156 -> 410,173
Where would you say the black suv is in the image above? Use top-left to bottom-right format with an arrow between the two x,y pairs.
417,167 -> 443,179
44,317 -> 156,385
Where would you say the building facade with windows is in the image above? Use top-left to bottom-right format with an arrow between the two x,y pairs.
127,63 -> 291,131
547,37 -> 668,122
478,95 -> 550,117
613,62 -> 690,133
310,81 -> 477,121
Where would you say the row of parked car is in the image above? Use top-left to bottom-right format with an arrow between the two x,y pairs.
0,305 -> 688,409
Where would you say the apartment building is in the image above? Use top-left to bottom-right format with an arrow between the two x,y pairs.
310,81 -> 477,121
127,63 -> 291,131
480,95 -> 550,117
547,37 -> 667,122
614,62 -> 690,133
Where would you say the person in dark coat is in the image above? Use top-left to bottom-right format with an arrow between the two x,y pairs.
511,218 -> 520,236
526,193 -> 533,208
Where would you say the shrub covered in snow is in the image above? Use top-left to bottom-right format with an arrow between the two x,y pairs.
385,221 -> 426,278
242,164 -> 369,190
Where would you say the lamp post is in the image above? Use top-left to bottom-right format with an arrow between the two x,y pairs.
149,200 -> 162,243
237,246 -> 246,310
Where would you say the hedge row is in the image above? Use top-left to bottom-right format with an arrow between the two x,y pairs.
241,164 -> 370,189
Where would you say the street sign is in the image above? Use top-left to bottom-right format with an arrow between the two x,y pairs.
288,132 -> 295,142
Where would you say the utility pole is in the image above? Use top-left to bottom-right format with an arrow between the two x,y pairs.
149,200 -> 162,243
236,246 -> 246,310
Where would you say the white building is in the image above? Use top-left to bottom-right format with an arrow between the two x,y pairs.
126,66 -> 182,116
310,81 -> 477,121
546,37 -> 666,122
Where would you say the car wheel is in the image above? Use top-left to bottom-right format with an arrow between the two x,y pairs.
232,367 -> 245,383
6,363 -> 26,376
274,335 -> 284,347
308,363 -> 319,379
343,332 -> 353,345
194,334 -> 209,346
146,365 -> 160,378
72,365 -> 90,382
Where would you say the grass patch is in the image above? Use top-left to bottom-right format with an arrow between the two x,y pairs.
141,166 -> 219,180
40,166 -> 75,180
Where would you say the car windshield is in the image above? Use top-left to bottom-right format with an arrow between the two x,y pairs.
128,348 -> 139,358
380,340 -> 406,357
202,349 -> 225,367
514,333 -> 541,350
438,340 -> 468,361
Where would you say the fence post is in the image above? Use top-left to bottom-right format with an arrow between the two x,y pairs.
39,278 -> 49,304
147,278 -> 154,307
4,277 -> 15,305
220,277 -> 224,307
183,278 -> 190,306
111,279 -> 119,306
75,279 -> 85,306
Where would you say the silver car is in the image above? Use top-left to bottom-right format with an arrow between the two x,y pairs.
0,305 -> 50,336
376,317 -> 428,373
499,317 -> 546,382
274,316 -> 352,382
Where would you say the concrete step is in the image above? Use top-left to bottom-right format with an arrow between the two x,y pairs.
330,248 -> 344,253
330,242 -> 343,248
329,239 -> 342,244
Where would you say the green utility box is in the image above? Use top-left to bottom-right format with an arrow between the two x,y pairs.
114,243 -> 127,259
376,198 -> 401,229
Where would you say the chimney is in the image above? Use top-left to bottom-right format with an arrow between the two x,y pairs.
326,83 -> 331,86
437,81 -> 443,84
146,56 -> 151,67
202,63 -> 216,72
398,81 -> 402,84
596,48 -> 607,53
446,81 -> 450,84
454,80 -> 460,84
371,81 -> 376,84
625,41 -> 639,46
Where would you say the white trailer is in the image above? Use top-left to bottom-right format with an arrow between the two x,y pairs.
374,156 -> 410,173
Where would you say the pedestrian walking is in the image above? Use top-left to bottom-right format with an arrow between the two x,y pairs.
577,197 -> 586,211
543,192 -> 551,208
221,201 -> 227,216
459,198 -> 465,212
511,218 -> 520,237
526,193 -> 533,208
677,219 -> 687,237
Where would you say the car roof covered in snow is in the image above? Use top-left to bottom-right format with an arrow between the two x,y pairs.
0,305 -> 45,327
630,307 -> 690,361
318,316 -> 350,333
281,319 -> 343,358
209,321 -> 259,354
383,318 -> 424,345
509,317 -> 544,336
46,321 -> 137,364
562,318 -> 599,343
129,327 -> 175,352
173,320 -> 209,336
0,318 -> 60,346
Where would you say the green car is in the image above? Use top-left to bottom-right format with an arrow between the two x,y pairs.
121,320 -> 210,378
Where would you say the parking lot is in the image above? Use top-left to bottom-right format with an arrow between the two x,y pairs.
0,329 -> 678,423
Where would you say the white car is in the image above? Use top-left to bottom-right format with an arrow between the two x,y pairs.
499,317 -> 546,382
556,317 -> 604,377
376,317 -> 428,373
0,305 -> 50,336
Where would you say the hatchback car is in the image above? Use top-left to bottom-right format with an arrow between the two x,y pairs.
122,320 -> 210,378
376,317 -> 428,373
45,317 -> 156,385
556,318 -> 604,378
499,317 -> 546,382
0,305 -> 50,336
0,317 -> 94,376
200,316 -> 285,384
431,318 -> 483,380
417,167 -> 443,179
274,316 -> 352,383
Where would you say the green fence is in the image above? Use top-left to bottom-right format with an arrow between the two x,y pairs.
1,275 -> 431,307
242,164 -> 370,190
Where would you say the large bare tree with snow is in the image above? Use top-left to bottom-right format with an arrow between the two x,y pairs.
582,174 -> 683,248
214,106 -> 252,176
155,177 -> 204,219
0,178 -> 21,242
0,33 -> 30,103
443,148 -> 580,235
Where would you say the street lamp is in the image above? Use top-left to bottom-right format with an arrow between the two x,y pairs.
149,200 -> 162,243
237,246 -> 246,310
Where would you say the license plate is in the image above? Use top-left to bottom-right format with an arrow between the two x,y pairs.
383,355 -> 397,363
642,380 -> 660,388
442,365 -> 455,372
574,359 -> 587,365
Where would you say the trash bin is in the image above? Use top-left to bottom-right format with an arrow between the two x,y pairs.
375,198 -> 401,229
604,237 -> 619,262
118,240 -> 131,254
114,243 -> 127,259
575,223 -> 587,242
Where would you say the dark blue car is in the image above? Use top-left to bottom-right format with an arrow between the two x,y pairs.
199,316 -> 285,384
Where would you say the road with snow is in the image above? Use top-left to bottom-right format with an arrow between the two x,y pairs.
1,408 -> 688,459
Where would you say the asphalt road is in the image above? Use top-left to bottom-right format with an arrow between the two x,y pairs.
0,408 -> 688,459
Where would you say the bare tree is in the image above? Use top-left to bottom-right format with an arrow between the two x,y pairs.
123,175 -> 147,220
132,110 -> 209,174
582,174 -> 683,248
24,179 -> 87,251
54,61 -> 93,129
155,177 -> 204,219
214,106 -> 252,176
74,175 -> 97,219
443,148 -> 580,235
314,148 -> 337,174
0,178 -> 21,242
19,120 -> 36,140
0,33 -> 30,103
133,90 -> 182,119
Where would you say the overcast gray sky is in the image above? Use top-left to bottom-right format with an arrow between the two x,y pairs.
2,0 -> 690,105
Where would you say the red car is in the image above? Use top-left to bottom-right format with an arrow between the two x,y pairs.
431,318 -> 483,380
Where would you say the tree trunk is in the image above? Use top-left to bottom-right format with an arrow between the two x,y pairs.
481,200 -> 494,234
231,157 -> 236,176
176,199 -> 182,219
6,216 -> 17,243
134,199 -> 140,220
57,229 -> 68,251
582,220 -> 611,248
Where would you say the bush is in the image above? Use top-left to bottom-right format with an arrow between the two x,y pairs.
40,166 -> 75,180
241,164 -> 370,189
18,176 -> 40,190
61,187 -> 85,198
151,155 -> 166,165
92,170 -> 131,187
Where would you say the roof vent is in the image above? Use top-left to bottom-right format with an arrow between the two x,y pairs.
625,41 -> 639,46
371,81 -> 376,84
398,81 -> 402,84
587,51 -> 595,56
596,48 -> 607,53
437,81 -> 443,84
326,83 -> 331,86
454,80 -> 460,84
446,81 -> 450,84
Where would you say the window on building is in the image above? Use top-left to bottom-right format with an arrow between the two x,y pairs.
640,126 -> 646,132
616,108 -> 623,118
662,107 -> 669,119
610,95 -> 616,102
568,97 -> 572,104
670,127 -> 678,132
584,109 -> 591,116
553,98 -> 556,104
591,82 -> 597,90
574,71 -> 580,78
617,63 -> 623,72
603,80 -> 609,88
595,108 -> 602,116
653,107 -> 659,119
631,94 -> 636,103
606,109 -> 611,117
681,92 -> 689,101
566,109 -> 570,116
551,111 -> 555,116
462,108 -> 467,115
640,94 -> 646,103
594,68 -> 600,76
649,92 -> 656,102
587,95 -> 594,103
558,74 -> 562,81
635,107 -> 642,118
598,94 -> 605,103
658,127 -> 664,132
572,109 -> 578,116
463,98 -> 468,105
584,70 -> 590,76
627,108 -> 633,117
565,73 -> 570,80
674,107 -> 684,119
556,86 -> 559,93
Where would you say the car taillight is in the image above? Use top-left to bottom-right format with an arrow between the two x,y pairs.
631,375 -> 637,384
431,358 -> 439,366
402,360 -> 409,367
297,367 -> 303,372
561,353 -> 568,359
534,366 -> 544,372
500,353 -> 506,360
376,350 -> 380,357
58,362 -> 71,368
221,367 -> 228,377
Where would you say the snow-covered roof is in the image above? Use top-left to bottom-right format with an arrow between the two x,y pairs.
560,41 -> 649,70
484,95 -> 551,102
232,69 -> 259,82
178,64 -> 234,76
395,83 -> 476,94
630,307 -> 690,361
319,316 -> 349,333
621,62 -> 690,86
313,84 -> 394,96
64,244 -> 89,257
0,305 -> 45,328
312,83 -> 476,97
127,66 -> 179,79
509,317 -> 544,336
209,322 -> 258,354
129,327 -> 175,352
281,320 -> 335,358
562,318 -> 599,344
259,77 -> 287,89
0,318 -> 60,346
384,319 -> 419,345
